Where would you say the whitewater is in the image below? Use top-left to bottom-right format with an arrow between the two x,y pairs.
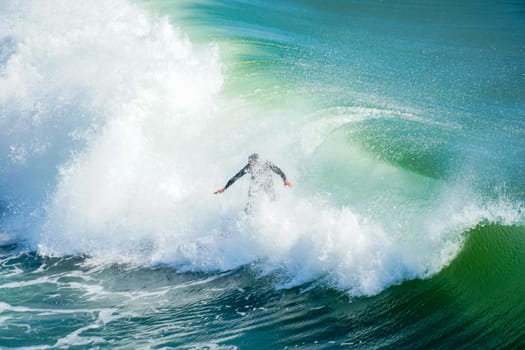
0,0 -> 517,290
1,0 -> 524,348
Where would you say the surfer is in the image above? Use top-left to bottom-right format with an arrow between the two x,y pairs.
214,153 -> 292,209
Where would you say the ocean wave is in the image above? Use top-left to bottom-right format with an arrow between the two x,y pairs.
0,0 -> 523,298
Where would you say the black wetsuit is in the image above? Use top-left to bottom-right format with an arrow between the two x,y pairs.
224,161 -> 287,199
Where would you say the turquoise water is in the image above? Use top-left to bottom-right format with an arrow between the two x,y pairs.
1,0 -> 524,348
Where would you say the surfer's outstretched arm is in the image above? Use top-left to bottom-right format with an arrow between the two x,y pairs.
268,162 -> 293,187
214,164 -> 250,194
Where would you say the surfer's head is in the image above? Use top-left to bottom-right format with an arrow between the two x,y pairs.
248,153 -> 259,166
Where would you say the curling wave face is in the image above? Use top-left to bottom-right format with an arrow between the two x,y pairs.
0,0 -> 524,298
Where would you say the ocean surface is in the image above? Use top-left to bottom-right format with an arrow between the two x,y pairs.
1,0 -> 525,348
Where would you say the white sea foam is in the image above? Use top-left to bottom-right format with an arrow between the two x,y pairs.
54,308 -> 119,348
1,0 -> 523,299
0,275 -> 59,289
0,301 -> 109,316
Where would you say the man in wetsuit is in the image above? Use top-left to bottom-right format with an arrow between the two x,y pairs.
214,153 -> 293,203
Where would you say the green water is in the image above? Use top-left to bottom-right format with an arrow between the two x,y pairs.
1,225 -> 524,348
1,0 -> 524,348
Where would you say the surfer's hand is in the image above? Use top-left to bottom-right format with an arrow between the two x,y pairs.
214,188 -> 225,194
284,180 -> 293,188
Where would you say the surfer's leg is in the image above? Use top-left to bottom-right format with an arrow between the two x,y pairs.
244,201 -> 253,214
264,183 -> 277,201
246,186 -> 256,214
